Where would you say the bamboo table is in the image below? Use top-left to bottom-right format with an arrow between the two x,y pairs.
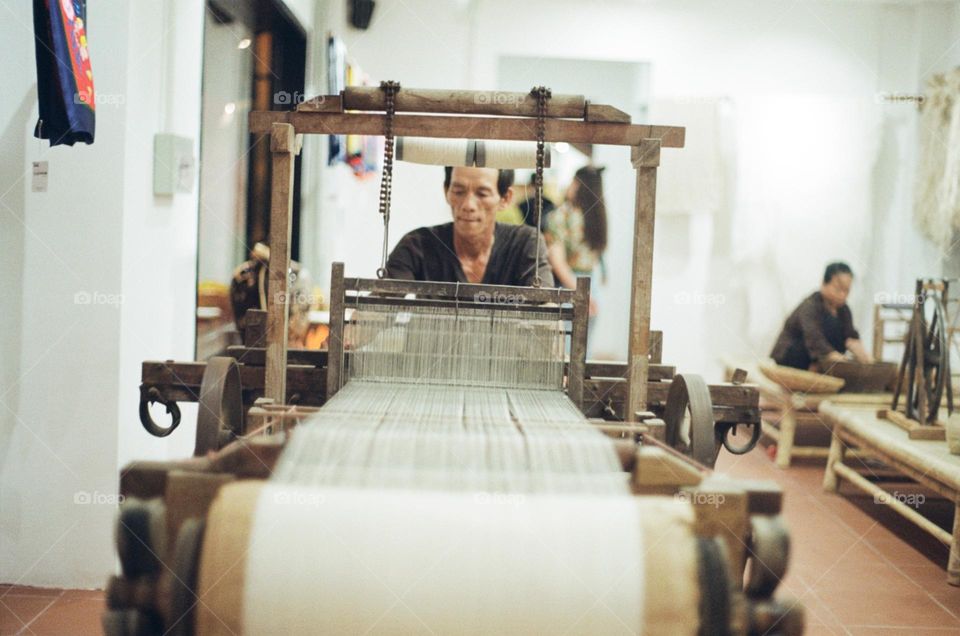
821,401 -> 960,585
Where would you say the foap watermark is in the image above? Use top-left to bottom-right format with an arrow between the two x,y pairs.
273,490 -> 326,507
74,291 -> 124,307
874,91 -> 925,106
874,491 -> 925,509
274,290 -> 321,306
673,291 -> 726,306
474,492 -> 526,507
274,91 -> 315,107
74,490 -> 124,506
473,91 -> 524,107
874,291 -> 919,305
676,491 -> 726,508
474,291 -> 527,306
74,91 -> 126,108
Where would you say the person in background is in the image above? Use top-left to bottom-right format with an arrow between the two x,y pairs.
770,262 -> 873,371
544,166 -> 607,316
517,172 -> 557,230
230,243 -> 313,349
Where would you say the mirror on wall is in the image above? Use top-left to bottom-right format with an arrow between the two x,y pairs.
195,0 -> 306,360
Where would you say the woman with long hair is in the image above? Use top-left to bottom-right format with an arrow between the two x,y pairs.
545,165 -> 607,315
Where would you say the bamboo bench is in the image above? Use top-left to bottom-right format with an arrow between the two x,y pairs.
821,401 -> 960,585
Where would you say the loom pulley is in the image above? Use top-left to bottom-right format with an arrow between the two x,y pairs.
194,356 -> 244,456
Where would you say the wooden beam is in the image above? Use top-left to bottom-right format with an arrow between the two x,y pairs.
296,94 -> 343,112
342,87 -> 586,118
248,111 -> 685,148
264,123 -> 296,403
327,262 -> 346,400
626,139 -> 661,422
568,276 -> 591,411
585,103 -> 632,124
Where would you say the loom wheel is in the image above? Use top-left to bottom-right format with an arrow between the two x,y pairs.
195,356 -> 243,456
166,518 -> 205,636
663,373 -> 719,468
744,515 -> 790,599
102,609 -> 163,636
116,499 -> 166,579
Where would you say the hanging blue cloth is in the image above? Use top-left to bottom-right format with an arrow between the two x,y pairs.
33,0 -> 95,146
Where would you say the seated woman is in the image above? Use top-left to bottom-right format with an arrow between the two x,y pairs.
544,166 -> 607,316
770,262 -> 873,371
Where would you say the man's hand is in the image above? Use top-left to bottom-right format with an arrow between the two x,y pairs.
845,338 -> 874,364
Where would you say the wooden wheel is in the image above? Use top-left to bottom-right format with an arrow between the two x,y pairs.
195,357 -> 244,456
897,292 -> 953,425
663,373 -> 720,468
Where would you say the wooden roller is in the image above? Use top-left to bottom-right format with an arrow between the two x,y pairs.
195,482 -> 705,635
343,86 -> 588,119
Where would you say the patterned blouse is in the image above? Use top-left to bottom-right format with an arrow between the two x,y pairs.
545,202 -> 600,274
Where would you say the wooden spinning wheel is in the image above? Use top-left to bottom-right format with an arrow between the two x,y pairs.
893,279 -> 954,426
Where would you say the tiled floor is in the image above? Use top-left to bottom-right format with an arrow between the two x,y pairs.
714,439 -> 960,635
0,587 -> 103,635
2,441 -> 959,635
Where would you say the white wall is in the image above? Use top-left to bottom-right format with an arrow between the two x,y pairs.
1,0 -> 318,590
307,0 -> 958,378
0,0 -> 202,589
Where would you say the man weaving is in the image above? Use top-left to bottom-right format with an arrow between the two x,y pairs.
770,262 -> 873,371
385,167 -> 554,286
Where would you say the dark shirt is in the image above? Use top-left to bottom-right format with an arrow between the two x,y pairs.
517,196 -> 556,230
770,292 -> 860,370
385,222 -> 554,287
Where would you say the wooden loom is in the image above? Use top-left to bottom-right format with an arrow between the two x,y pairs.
108,87 -> 800,635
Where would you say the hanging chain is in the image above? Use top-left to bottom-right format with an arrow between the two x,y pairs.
377,80 -> 400,279
531,86 -> 552,288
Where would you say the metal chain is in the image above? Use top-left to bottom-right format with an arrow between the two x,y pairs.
531,86 -> 552,288
377,81 -> 400,279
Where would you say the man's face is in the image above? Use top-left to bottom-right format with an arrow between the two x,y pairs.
445,167 -> 511,242
821,272 -> 852,310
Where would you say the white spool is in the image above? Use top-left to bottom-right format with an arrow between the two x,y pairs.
396,137 -> 475,166
242,485 -> 645,635
475,140 -> 551,169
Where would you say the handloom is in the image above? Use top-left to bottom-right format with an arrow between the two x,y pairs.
112,86 -> 797,635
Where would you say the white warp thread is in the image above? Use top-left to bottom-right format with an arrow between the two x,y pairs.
241,304 -> 649,634
396,137 -> 550,169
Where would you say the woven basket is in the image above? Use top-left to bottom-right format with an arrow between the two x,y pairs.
759,361 -> 845,394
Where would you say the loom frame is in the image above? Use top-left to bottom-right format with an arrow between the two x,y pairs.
256,87 -> 685,423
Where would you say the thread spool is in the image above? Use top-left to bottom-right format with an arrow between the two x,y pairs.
475,140 -> 551,169
196,482 -> 703,635
396,137 -> 475,166
395,137 -> 550,169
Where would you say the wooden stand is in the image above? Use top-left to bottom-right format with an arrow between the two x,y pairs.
877,408 -> 947,441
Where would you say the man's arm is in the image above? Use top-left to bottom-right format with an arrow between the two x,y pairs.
840,306 -> 873,363
797,299 -> 842,366
845,338 -> 873,364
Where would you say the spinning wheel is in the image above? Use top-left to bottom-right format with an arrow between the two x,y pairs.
894,280 -> 954,425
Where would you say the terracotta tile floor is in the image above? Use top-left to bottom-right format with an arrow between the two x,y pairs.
2,440 -> 959,635
714,438 -> 960,635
